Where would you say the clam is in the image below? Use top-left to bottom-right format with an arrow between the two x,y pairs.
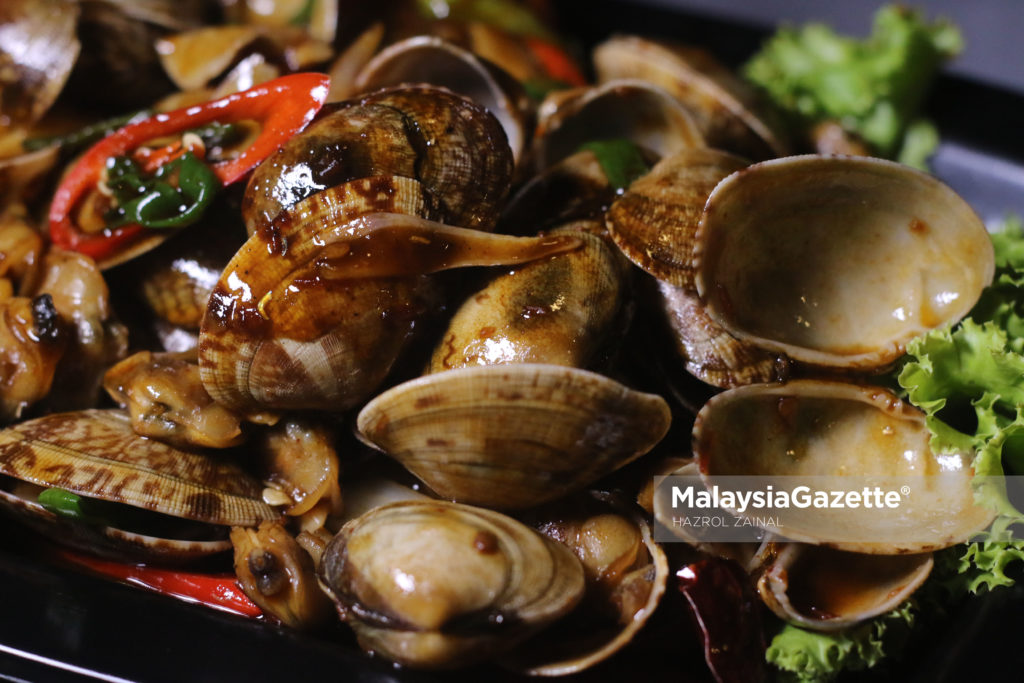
356,364 -> 671,510
0,410 -> 278,563
606,147 -> 747,290
242,86 -> 513,235
756,543 -> 933,631
354,36 -> 534,164
0,0 -> 80,135
498,149 -> 618,235
657,281 -> 785,389
692,380 -> 994,553
132,221 -> 244,330
695,155 -> 994,369
0,294 -> 63,422
206,85 -> 579,413
231,520 -> 334,630
510,493 -> 669,675
426,223 -> 629,372
259,418 -> 343,534
317,500 -> 585,668
532,80 -> 703,171
199,199 -> 581,413
593,35 -> 788,159
155,26 -> 283,92
651,458 -> 774,571
102,350 -> 270,450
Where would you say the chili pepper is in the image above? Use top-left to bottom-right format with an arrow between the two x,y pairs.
105,152 -> 219,229
55,547 -> 263,618
37,487 -> 93,521
22,109 -> 153,154
525,36 -> 587,86
37,487 -> 134,528
48,72 -> 330,262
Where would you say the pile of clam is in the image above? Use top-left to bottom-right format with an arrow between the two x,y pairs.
0,1 -> 999,677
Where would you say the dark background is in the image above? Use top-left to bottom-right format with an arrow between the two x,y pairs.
4,1 -> 1024,681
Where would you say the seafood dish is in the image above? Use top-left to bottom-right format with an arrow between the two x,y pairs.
1,1 -> 1022,681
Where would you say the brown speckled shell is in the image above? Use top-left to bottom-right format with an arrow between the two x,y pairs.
657,281 -> 784,388
363,86 -> 513,230
356,364 -> 671,510
242,85 -> 512,234
354,36 -> 534,165
200,193 -> 581,412
607,147 -> 747,289
0,409 -> 276,525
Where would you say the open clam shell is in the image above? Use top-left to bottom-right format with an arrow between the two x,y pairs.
593,35 -> 788,159
532,80 -> 703,170
0,410 -> 277,562
695,155 -> 994,369
692,380 -> 994,553
354,36 -> 533,165
757,543 -> 933,631
318,500 -> 585,669
356,364 -> 672,510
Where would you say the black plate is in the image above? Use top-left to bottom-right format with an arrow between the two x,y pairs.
4,2 -> 1024,681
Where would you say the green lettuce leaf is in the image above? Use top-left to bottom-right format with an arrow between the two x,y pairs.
743,5 -> 961,161
766,602 -> 915,682
894,219 -> 1024,591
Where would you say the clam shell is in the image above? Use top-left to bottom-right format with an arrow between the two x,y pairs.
607,147 -> 747,290
0,485 -> 231,562
200,201 -> 582,413
498,150 -> 616,235
692,381 -> 995,553
355,36 -> 533,164
242,86 -> 512,234
651,458 -> 773,571
0,410 -> 276,525
362,86 -> 513,230
657,281 -> 784,388
512,496 -> 669,675
695,156 -> 995,369
593,36 -> 788,159
0,0 -> 80,130
757,544 -> 933,631
357,364 -> 672,510
532,80 -> 703,170
427,224 -> 629,373
318,500 -> 585,668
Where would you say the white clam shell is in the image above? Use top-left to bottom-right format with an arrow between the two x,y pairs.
694,155 -> 994,369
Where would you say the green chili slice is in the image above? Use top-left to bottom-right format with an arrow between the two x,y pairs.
105,151 -> 219,229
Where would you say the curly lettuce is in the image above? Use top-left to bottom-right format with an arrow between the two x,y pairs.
767,603 -> 915,683
743,5 -> 962,167
769,221 -> 1024,682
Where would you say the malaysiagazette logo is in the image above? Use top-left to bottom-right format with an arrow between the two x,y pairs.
672,483 -> 907,514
